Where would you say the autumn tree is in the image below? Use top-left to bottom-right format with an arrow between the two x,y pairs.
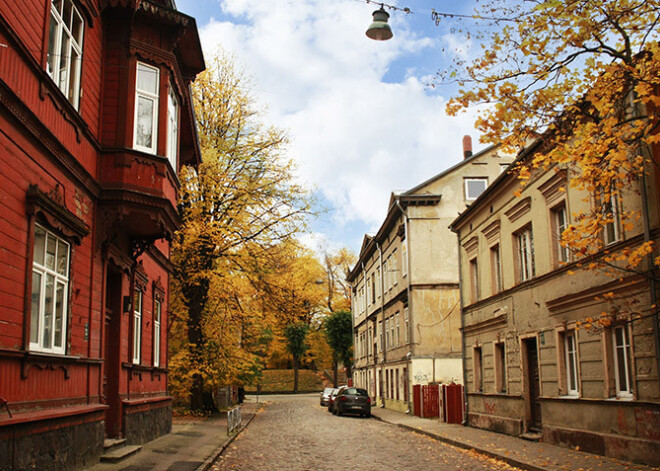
443,0 -> 660,269
324,310 -> 353,387
171,52 -> 311,411
284,322 -> 310,394
321,248 -> 355,313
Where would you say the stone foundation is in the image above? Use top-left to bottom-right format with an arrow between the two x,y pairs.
467,412 -> 523,436
0,411 -> 104,471
123,399 -> 172,445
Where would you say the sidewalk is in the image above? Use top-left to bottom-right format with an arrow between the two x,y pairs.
85,399 -> 262,471
370,407 -> 657,471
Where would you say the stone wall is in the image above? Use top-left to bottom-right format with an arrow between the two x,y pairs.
124,401 -> 172,445
0,416 -> 103,471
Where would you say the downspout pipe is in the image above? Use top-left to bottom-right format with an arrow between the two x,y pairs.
452,225 -> 468,425
394,196 -> 414,411
377,241 -> 386,406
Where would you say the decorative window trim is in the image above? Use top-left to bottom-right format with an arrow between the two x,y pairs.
538,169 -> 567,206
166,82 -> 179,171
504,196 -> 532,223
132,287 -> 143,365
481,219 -> 501,245
463,236 -> 479,259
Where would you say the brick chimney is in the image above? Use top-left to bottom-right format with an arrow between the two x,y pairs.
463,135 -> 473,159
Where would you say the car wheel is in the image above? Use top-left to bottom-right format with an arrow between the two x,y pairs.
337,408 -> 342,416
365,412 -> 371,418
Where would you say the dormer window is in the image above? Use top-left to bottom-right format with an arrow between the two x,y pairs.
166,84 -> 179,170
134,62 -> 160,154
47,0 -> 84,109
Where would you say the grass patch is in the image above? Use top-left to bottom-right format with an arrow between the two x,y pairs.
246,369 -> 324,393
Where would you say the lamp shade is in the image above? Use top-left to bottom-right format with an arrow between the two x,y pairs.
366,7 -> 393,41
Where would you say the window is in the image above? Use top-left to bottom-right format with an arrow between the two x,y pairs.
469,257 -> 480,302
613,326 -> 632,397
465,178 -> 488,201
552,204 -> 570,264
401,242 -> 408,277
166,84 -> 179,170
404,307 -> 409,344
473,346 -> 483,392
494,342 -> 506,393
134,62 -> 160,154
395,368 -> 400,400
378,320 -> 383,351
564,330 -> 579,396
390,316 -> 395,349
376,267 -> 381,298
366,279 -> 371,306
395,312 -> 400,346
47,0 -> 84,109
30,224 -> 70,354
603,192 -> 621,245
153,299 -> 161,367
491,245 -> 502,293
392,249 -> 398,285
516,227 -> 535,282
132,289 -> 143,364
385,318 -> 390,349
371,272 -> 376,304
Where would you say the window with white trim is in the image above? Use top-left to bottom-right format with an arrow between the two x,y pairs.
134,62 -> 160,154
491,244 -> 502,293
516,226 -> 535,282
132,289 -> 143,364
613,326 -> 632,397
603,192 -> 621,245
465,178 -> 488,201
564,330 -> 579,396
153,298 -> 161,367
552,204 -> 570,264
47,0 -> 84,109
401,242 -> 408,277
404,307 -> 409,344
469,257 -> 480,302
30,224 -> 70,354
166,84 -> 179,171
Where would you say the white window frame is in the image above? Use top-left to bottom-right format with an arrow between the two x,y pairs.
404,307 -> 409,344
392,249 -> 398,286
491,244 -> 502,293
465,178 -> 488,201
47,0 -> 84,109
153,298 -> 161,367
166,83 -> 179,171
517,227 -> 535,282
401,242 -> 408,277
133,62 -> 160,154
564,330 -> 579,396
554,204 -> 570,263
613,326 -> 632,398
604,192 -> 621,246
30,224 -> 70,355
132,289 -> 143,364
395,312 -> 400,346
469,257 -> 479,302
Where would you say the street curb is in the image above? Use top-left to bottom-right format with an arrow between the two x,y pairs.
371,414 -> 548,471
196,402 -> 265,471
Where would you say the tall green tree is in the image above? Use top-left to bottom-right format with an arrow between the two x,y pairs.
324,310 -> 353,387
284,322 -> 310,394
171,52 -> 311,411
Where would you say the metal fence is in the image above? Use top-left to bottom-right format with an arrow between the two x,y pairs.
227,406 -> 242,434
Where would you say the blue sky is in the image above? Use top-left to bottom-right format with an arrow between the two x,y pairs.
175,0 -> 484,256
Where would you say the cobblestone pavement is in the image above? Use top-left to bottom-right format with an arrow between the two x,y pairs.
211,394 -> 523,471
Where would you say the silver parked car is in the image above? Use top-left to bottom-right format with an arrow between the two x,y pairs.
320,387 -> 335,406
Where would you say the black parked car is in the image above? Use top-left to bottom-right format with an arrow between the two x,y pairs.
333,387 -> 371,418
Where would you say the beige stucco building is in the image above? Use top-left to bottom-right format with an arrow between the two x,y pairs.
451,141 -> 660,466
348,138 -> 513,412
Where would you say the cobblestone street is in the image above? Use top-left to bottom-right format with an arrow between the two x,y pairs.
211,394 -> 522,471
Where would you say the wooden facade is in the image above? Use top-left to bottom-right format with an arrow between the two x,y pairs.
0,1 -> 204,469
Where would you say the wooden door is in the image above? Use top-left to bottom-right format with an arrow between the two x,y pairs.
103,266 -> 122,437
524,338 -> 542,430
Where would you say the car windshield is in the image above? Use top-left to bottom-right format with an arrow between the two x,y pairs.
323,388 -> 333,394
342,388 -> 368,396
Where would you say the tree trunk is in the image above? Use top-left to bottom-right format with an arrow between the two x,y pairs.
332,359 -> 338,387
293,357 -> 299,394
184,280 -> 209,411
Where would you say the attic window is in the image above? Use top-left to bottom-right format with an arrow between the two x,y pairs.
465,178 -> 488,201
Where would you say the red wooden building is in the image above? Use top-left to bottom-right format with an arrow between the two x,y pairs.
0,0 -> 204,468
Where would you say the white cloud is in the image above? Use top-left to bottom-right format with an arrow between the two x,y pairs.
191,0 -> 484,251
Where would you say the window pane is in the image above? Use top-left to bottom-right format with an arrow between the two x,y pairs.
137,63 -> 158,94
466,179 -> 487,200
45,234 -> 57,271
62,0 -> 72,29
54,281 -> 65,348
52,0 -> 63,15
68,48 -> 81,105
58,32 -> 70,91
34,226 -> 46,265
47,13 -> 59,78
43,275 -> 55,349
31,271 -> 42,344
71,8 -> 83,45
136,96 -> 154,148
57,239 -> 69,275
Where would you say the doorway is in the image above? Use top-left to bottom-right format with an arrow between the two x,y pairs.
523,337 -> 542,431
103,263 -> 123,437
